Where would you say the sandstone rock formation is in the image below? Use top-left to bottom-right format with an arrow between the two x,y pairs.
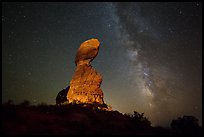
67,38 -> 104,105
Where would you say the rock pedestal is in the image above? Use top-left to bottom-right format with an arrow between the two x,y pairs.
67,39 -> 104,104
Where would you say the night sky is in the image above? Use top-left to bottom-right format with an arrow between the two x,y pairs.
2,2 -> 202,127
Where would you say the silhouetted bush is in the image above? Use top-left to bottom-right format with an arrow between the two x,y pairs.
37,102 -> 48,106
19,100 -> 30,107
171,116 -> 199,129
170,115 -> 201,134
131,111 -> 151,128
4,100 -> 14,106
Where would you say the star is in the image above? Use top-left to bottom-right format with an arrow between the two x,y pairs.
108,24 -> 111,28
28,72 -> 32,76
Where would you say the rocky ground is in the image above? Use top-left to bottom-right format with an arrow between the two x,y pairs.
2,103 -> 202,135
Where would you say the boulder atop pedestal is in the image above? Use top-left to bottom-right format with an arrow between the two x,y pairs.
75,38 -> 100,66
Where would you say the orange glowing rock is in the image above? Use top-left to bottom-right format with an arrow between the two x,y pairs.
67,38 -> 104,104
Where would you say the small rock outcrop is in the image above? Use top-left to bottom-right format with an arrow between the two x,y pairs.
56,86 -> 69,105
67,38 -> 104,105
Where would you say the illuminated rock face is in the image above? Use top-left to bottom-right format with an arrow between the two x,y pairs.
67,39 -> 104,104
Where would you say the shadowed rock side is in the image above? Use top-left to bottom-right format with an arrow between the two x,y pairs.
67,39 -> 104,105
56,86 -> 69,105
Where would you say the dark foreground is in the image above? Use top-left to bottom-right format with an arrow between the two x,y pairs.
2,103 -> 202,135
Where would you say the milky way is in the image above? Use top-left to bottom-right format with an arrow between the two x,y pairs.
112,2 -> 202,126
2,2 -> 202,126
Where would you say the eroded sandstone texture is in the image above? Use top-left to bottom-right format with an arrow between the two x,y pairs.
67,39 -> 104,104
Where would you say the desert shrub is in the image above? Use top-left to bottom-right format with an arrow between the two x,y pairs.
3,100 -> 14,106
19,100 -> 30,107
131,111 -> 151,128
171,115 -> 199,130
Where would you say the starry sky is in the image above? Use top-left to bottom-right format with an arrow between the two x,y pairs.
2,2 -> 202,127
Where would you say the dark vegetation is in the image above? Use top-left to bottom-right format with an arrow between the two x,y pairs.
2,100 -> 202,135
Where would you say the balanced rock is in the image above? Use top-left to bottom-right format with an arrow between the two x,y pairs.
67,38 -> 104,104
